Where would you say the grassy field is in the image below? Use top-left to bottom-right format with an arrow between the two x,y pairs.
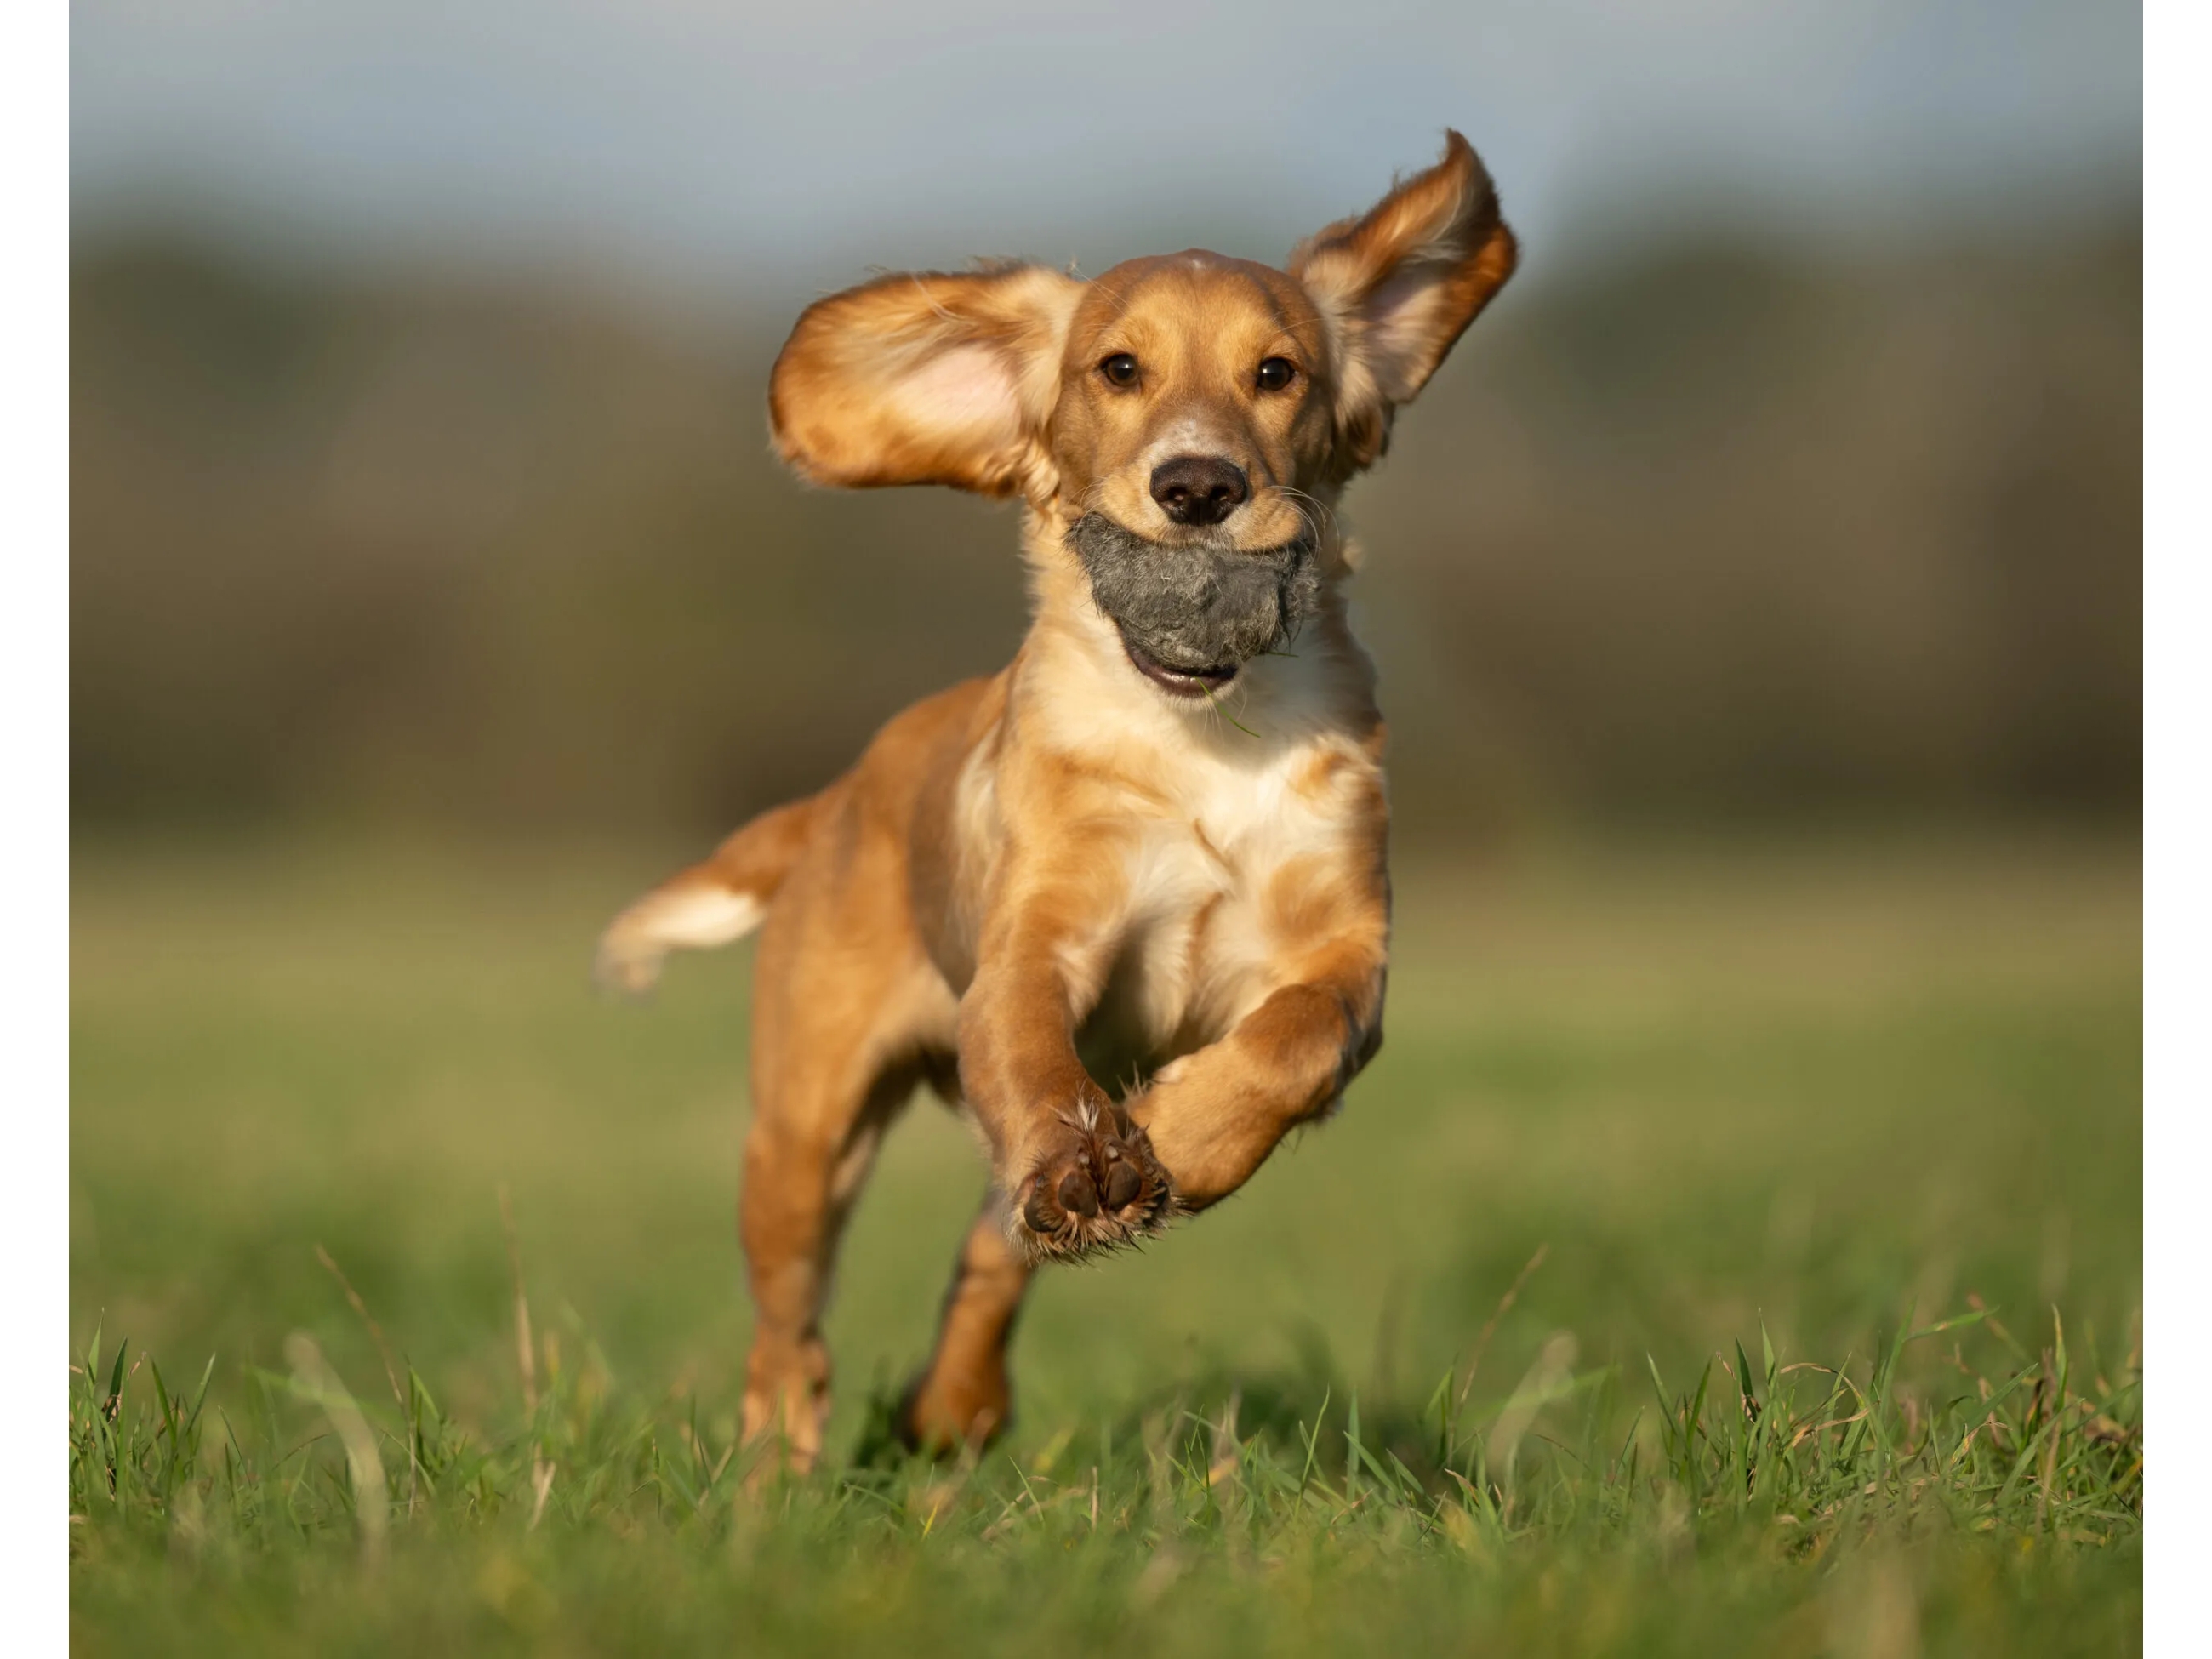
69,833 -> 2142,1655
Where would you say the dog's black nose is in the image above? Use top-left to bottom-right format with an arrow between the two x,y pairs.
1149,456 -> 1249,527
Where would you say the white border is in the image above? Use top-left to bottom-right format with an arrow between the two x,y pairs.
31,3 -> 2169,1650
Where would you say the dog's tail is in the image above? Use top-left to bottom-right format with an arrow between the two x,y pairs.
595,786 -> 836,995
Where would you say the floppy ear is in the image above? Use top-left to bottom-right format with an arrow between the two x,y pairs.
1290,130 -> 1518,470
768,263 -> 1086,499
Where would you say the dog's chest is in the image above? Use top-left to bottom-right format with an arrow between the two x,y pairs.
1078,743 -> 1361,1079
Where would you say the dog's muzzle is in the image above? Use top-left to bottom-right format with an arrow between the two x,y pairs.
1067,513 -> 1320,698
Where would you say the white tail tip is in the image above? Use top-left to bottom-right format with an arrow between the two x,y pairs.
594,886 -> 766,996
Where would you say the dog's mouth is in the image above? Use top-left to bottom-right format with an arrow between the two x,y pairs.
1119,637 -> 1241,698
1066,512 -> 1320,701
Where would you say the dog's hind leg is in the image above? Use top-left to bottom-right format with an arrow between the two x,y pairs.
898,1191 -> 1034,1453
737,892 -> 954,1474
738,1053 -> 915,1475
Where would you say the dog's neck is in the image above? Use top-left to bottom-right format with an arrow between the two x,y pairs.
1011,505 -> 1379,765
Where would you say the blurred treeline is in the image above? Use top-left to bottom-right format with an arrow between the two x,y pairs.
71,219 -> 2140,846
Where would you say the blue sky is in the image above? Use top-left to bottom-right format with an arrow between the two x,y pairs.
72,1 -> 2141,299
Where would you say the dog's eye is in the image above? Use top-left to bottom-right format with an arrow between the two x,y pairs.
1099,352 -> 1139,387
1256,356 -> 1297,392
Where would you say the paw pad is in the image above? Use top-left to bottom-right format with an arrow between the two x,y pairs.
1013,1103 -> 1175,1261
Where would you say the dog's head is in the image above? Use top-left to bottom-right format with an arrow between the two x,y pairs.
768,131 -> 1516,697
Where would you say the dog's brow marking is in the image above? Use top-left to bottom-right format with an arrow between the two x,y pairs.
1089,273 -> 1144,327
1234,267 -> 1287,316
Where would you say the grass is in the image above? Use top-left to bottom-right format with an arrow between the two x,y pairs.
69,832 -> 2142,1655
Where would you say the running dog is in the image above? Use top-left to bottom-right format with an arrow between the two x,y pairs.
598,130 -> 1517,1467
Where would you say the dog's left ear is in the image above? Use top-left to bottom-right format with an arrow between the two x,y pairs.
1290,130 -> 1518,471
770,263 -> 1085,501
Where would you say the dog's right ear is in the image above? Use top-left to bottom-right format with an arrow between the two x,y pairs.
768,264 -> 1086,500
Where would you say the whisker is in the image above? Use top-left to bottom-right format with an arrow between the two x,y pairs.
1259,482 -> 1333,553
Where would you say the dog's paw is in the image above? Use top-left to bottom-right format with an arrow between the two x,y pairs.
1009,1098 -> 1176,1262
893,1367 -> 1011,1459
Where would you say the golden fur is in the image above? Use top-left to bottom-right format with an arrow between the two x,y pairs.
599,130 -> 1516,1466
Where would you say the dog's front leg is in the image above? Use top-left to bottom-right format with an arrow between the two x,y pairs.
957,884 -> 1175,1261
1128,941 -> 1387,1211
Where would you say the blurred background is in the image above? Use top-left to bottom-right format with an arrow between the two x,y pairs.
68,2 -> 2144,1556
71,0 -> 2142,846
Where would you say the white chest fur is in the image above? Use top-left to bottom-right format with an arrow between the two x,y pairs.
1010,590 -> 1382,1082
1081,731 -> 1371,1076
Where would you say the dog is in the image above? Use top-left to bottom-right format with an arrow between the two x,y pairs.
597,131 -> 1516,1468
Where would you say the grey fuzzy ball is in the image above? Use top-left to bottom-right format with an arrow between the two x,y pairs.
1067,514 -> 1320,671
